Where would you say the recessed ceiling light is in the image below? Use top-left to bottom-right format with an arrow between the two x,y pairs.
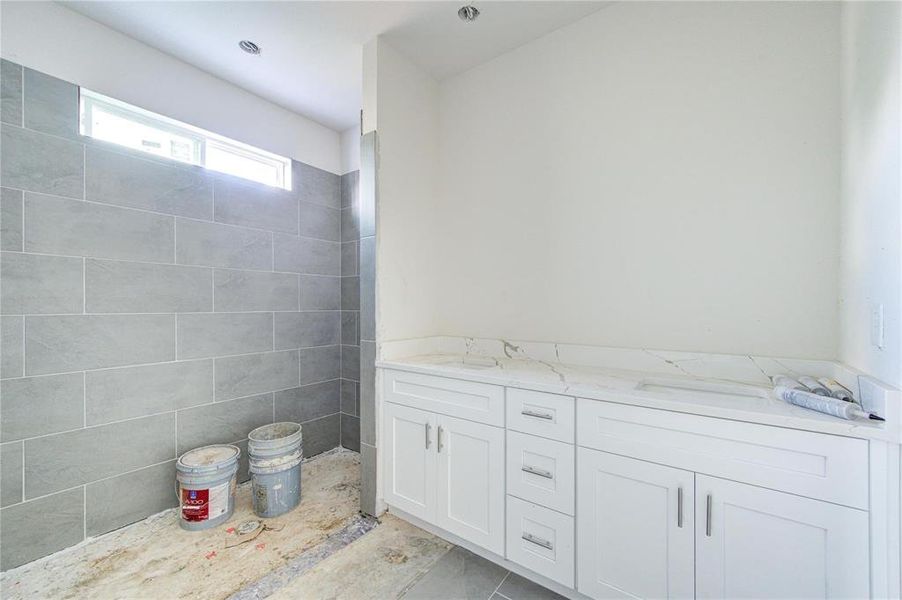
239,40 -> 262,55
458,5 -> 479,22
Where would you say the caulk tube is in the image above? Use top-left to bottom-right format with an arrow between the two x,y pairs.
775,386 -> 870,420
797,376 -> 831,396
772,375 -> 805,390
817,378 -> 854,402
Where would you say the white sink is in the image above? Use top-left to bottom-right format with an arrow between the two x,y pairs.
636,378 -> 769,402
434,357 -> 497,370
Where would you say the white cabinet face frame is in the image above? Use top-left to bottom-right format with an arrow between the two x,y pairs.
577,448 -> 695,600
695,474 -> 870,600
383,369 -> 505,426
435,413 -> 506,556
382,402 -> 437,521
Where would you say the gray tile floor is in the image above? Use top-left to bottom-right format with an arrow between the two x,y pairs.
402,546 -> 566,600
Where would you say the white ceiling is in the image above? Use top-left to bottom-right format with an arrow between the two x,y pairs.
61,1 -> 606,132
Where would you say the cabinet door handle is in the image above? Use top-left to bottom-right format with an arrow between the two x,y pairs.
437,425 -> 444,453
522,532 -> 553,550
521,409 -> 553,420
425,423 -> 431,449
706,494 -> 712,537
521,465 -> 553,479
677,486 -> 683,528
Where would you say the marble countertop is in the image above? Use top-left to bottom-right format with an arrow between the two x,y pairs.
377,353 -> 895,442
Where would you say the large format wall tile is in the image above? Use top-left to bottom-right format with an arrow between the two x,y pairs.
1,373 -> 83,441
341,311 -> 359,345
25,193 -> 174,263
298,345 -> 341,385
1,59 -> 23,126
300,413 -> 340,457
86,146 -> 213,219
85,259 -> 212,313
274,380 -> 340,424
298,201 -> 340,241
1,252 -> 83,314
341,276 -> 360,310
340,379 -> 358,416
86,461 -> 177,537
1,188 -> 24,251
340,205 -> 359,243
360,236 -> 376,341
215,350 -> 299,400
341,345 -> 360,381
274,311 -> 340,350
214,269 -> 298,312
24,412 -> 175,498
295,162 -> 340,209
341,414 -> 360,451
23,69 -> 78,139
177,312 -> 273,359
298,275 -> 340,310
177,393 -> 273,453
340,171 -> 359,209
213,174 -> 298,234
1,316 -> 23,378
273,233 -> 339,275
1,442 -> 23,507
0,488 -> 84,570
1,125 -> 83,198
340,241 -> 357,276
26,314 -> 176,375
360,341 -> 377,447
175,218 -> 272,270
86,360 -> 213,425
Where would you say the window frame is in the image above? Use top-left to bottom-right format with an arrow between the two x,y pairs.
79,88 -> 292,190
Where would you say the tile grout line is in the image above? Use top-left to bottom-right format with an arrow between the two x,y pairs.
489,571 -> 511,600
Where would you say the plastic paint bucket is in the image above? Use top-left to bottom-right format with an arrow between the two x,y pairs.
248,422 -> 303,518
176,444 -> 240,531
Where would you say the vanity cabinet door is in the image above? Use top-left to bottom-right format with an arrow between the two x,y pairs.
435,414 -> 505,555
696,475 -> 869,599
382,402 -> 436,522
577,449 -> 695,600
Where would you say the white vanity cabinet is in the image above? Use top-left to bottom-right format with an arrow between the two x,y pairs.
577,450 -> 695,599
382,370 -> 506,555
380,367 -> 877,600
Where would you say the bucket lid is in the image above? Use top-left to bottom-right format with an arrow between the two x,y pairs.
177,444 -> 240,472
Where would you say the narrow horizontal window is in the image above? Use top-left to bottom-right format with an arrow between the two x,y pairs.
79,89 -> 292,190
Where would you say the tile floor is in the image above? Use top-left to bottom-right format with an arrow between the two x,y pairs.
402,546 -> 566,600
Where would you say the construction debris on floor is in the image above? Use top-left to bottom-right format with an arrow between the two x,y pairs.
0,449 -> 450,600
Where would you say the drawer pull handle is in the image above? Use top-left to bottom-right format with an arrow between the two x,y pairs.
425,423 -> 431,449
522,532 -> 553,550
521,465 -> 553,479
437,426 -> 444,453
677,486 -> 683,528
521,409 -> 553,420
706,494 -> 712,537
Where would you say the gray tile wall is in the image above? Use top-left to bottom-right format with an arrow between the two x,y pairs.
0,60 -> 345,570
339,170 -> 360,453
358,132 -> 377,515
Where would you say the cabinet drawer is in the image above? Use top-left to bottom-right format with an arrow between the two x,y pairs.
506,496 -> 574,588
577,399 -> 869,509
507,431 -> 575,515
383,369 -> 504,426
506,388 -> 574,442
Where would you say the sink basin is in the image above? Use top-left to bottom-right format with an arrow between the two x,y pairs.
434,357 -> 497,370
636,378 -> 769,402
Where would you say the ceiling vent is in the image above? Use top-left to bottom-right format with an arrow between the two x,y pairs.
238,40 -> 262,55
458,5 -> 480,22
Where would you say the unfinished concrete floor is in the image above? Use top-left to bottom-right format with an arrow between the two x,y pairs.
1,448 -> 565,600
0,449 -> 451,600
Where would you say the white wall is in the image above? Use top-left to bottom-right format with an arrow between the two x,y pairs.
341,124 -> 361,174
0,1 -> 342,173
839,1 -> 902,387
421,1 -> 841,359
371,40 -> 440,342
